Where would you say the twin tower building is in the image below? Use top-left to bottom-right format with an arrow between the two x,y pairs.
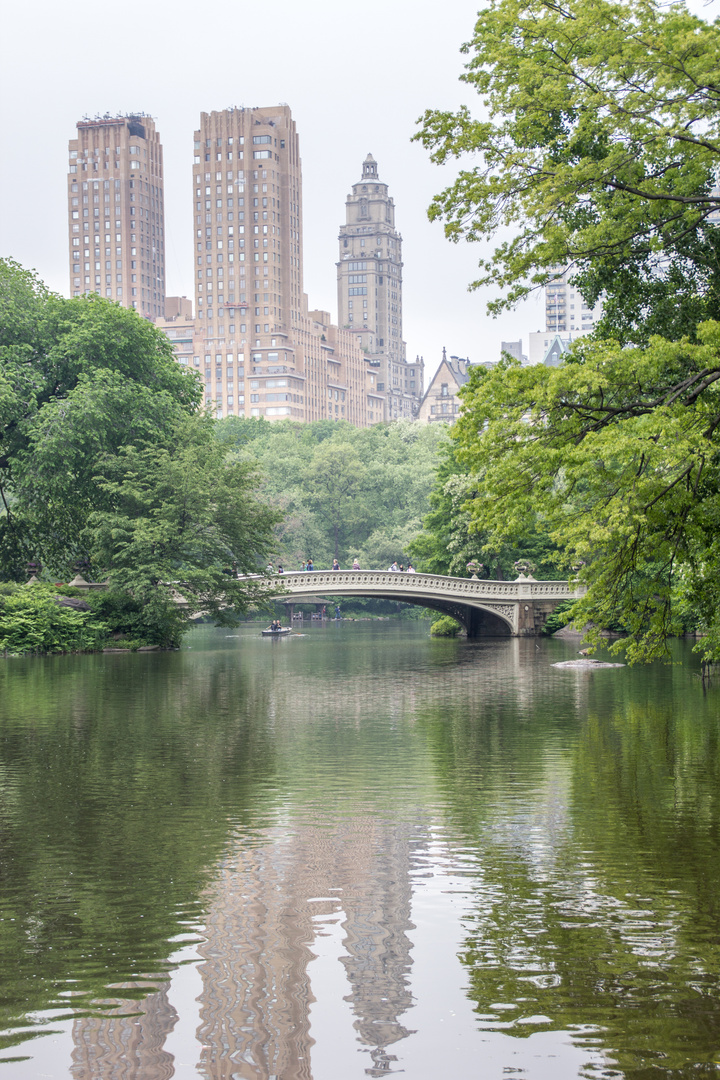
67,107 -> 424,426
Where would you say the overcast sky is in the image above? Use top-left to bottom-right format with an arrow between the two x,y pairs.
3,0 -> 707,381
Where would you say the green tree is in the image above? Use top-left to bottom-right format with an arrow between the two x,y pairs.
304,441 -> 368,562
219,417 -> 447,569
416,0 -> 720,343
84,415 -> 279,641
451,328 -> 720,662
0,261 -> 279,646
0,260 -> 200,576
409,437 -> 563,579
0,582 -> 103,654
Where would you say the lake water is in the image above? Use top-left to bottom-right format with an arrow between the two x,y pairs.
0,621 -> 719,1079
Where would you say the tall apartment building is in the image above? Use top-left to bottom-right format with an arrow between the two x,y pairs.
525,268 -> 604,365
337,155 -> 423,420
192,106 -> 373,424
67,115 -> 165,318
544,268 -> 602,335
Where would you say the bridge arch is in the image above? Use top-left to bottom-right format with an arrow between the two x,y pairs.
281,590 -> 514,636
270,571 -> 577,638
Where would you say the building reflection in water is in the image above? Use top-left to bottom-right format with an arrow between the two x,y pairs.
70,984 -> 178,1080
69,817 -> 423,1079
196,817 -> 420,1079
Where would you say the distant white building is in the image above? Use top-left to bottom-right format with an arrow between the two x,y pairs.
545,267 -> 603,335
522,269 -> 603,365
528,329 -> 581,365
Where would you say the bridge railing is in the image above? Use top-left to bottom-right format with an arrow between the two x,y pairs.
273,570 -> 578,599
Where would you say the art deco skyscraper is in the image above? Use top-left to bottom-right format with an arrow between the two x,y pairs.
191,105 -> 370,425
337,155 -> 422,420
191,105 -> 306,419
67,114 -> 166,319
193,105 -> 303,343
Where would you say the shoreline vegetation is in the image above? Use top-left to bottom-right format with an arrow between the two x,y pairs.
0,579 -> 432,657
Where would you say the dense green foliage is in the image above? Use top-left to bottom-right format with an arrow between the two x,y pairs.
0,260 -> 278,645
452,330 -> 720,662
407,436 -> 564,579
0,583 -> 104,654
217,416 -> 448,569
416,0 -> 720,344
540,599 -> 575,637
416,0 -> 720,661
429,615 -> 462,637
0,582 -> 185,654
0,260 -> 200,573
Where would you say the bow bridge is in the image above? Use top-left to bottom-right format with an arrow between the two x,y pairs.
276,571 -> 580,637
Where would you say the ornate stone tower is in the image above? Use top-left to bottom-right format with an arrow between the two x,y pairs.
337,155 -> 422,420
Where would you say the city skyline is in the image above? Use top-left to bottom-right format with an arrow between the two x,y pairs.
0,0 -> 553,384
72,105 -> 423,426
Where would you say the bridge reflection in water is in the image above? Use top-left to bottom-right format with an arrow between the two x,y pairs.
277,570 -> 579,637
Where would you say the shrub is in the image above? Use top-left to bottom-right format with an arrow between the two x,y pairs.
430,615 -> 462,637
0,584 -> 105,655
541,600 -> 576,636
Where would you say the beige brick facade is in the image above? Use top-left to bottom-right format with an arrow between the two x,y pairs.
155,297 -> 199,375
67,115 -> 165,319
70,109 -> 421,428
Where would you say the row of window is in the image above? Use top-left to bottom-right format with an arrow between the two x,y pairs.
196,134 -> 278,147
194,150 -> 276,163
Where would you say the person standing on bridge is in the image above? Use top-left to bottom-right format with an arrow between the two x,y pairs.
305,558 -> 314,571
352,558 -> 361,570
407,562 -> 416,573
388,561 -> 399,572
332,559 -> 340,571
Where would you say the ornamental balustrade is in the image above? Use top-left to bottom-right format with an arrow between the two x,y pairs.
279,570 -> 573,597
275,571 -> 581,637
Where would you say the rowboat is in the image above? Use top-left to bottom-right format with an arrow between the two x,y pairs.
261,627 -> 292,636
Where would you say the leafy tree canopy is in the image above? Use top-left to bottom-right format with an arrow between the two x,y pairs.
452,327 -> 720,663
218,417 -> 448,569
416,0 -> 720,342
0,259 -> 202,575
85,415 -> 279,632
0,261 -> 278,637
408,434 -> 564,579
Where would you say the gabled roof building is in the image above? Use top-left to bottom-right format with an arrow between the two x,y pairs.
417,348 -> 472,424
